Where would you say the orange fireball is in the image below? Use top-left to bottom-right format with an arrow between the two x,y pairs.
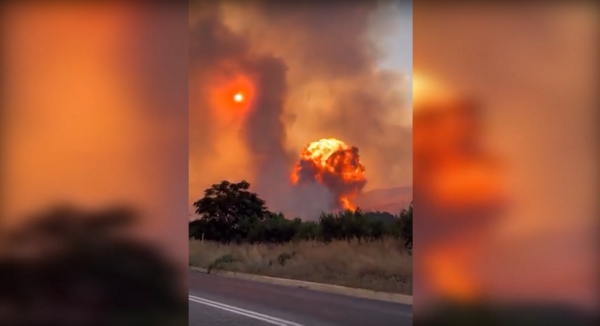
291,138 -> 366,211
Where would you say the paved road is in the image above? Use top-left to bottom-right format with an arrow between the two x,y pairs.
189,270 -> 412,326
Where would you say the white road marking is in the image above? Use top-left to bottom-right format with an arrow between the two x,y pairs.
189,294 -> 306,326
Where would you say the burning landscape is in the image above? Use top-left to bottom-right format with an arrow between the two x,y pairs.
189,1 -> 412,219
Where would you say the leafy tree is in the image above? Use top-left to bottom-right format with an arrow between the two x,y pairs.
261,213 -> 296,243
399,201 -> 413,252
293,219 -> 319,242
193,180 -> 270,243
369,219 -> 385,240
189,219 -> 207,239
365,211 -> 397,224
318,212 -> 339,242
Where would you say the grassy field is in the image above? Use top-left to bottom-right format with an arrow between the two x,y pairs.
189,238 -> 412,295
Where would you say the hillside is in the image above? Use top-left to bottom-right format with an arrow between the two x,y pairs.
355,186 -> 413,213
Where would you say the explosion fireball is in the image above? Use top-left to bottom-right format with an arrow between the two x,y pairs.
291,138 -> 366,211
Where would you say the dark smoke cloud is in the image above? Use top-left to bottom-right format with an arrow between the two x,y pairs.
255,1 -> 379,79
241,56 -> 293,205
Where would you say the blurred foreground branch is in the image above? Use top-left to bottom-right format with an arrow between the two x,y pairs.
0,205 -> 187,326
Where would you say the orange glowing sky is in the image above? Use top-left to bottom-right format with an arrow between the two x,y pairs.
2,3 -> 190,264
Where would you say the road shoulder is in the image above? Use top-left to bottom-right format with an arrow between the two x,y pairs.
189,266 -> 413,305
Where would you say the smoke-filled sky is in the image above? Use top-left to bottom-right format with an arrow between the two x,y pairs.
375,1 -> 412,83
189,0 -> 412,214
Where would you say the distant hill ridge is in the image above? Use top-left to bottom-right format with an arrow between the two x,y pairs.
355,186 -> 412,213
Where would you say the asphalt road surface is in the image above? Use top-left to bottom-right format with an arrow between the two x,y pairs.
189,270 -> 412,326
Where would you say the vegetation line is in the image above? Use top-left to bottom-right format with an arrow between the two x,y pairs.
189,181 -> 412,250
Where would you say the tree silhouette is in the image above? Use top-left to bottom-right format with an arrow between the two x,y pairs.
193,180 -> 271,242
400,201 -> 413,252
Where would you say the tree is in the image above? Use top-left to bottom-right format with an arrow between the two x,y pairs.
192,181 -> 271,242
369,219 -> 385,240
399,201 -> 413,252
189,219 -> 207,240
318,212 -> 339,242
293,219 -> 319,242
365,211 -> 397,224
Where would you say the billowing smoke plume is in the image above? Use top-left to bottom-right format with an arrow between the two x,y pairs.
189,3 -> 294,212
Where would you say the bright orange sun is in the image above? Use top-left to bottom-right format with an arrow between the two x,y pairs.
233,93 -> 244,103
210,74 -> 254,120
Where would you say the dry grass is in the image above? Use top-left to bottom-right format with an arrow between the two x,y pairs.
189,238 -> 412,295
